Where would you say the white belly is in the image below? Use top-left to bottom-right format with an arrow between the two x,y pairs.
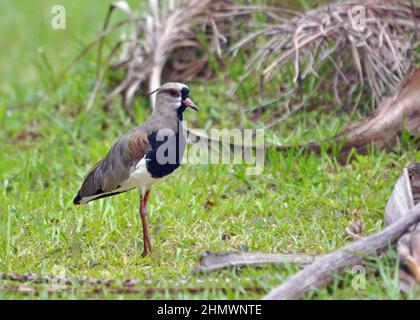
119,156 -> 159,191
79,157 -> 158,204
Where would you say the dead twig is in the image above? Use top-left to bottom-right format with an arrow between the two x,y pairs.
194,251 -> 317,273
0,284 -> 263,297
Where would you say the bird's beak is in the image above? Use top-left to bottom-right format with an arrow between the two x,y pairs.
183,98 -> 199,111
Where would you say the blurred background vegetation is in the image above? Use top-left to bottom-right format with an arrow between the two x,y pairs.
0,0 -> 419,299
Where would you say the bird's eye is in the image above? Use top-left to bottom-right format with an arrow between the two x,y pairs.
168,89 -> 180,97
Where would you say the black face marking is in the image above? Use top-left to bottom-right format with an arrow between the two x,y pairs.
145,124 -> 186,179
177,105 -> 186,120
181,87 -> 189,101
177,87 -> 190,120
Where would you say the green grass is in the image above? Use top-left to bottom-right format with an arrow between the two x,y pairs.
1,0 -> 420,300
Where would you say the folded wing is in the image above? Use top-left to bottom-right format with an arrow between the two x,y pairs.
73,128 -> 150,204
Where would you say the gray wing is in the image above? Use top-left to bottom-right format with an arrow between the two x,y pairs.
74,127 -> 150,204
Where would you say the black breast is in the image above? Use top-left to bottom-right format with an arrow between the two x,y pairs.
145,123 -> 186,178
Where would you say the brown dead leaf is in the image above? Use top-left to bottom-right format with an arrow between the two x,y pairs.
345,210 -> 363,240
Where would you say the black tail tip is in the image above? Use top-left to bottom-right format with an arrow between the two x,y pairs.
73,193 -> 81,205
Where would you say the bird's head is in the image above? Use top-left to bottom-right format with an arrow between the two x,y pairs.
153,82 -> 198,113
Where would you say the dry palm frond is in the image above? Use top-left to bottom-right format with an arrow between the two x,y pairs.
233,0 -> 420,105
93,0 -> 295,111
98,0 -> 234,109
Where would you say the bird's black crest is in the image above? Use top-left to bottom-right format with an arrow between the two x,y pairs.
146,88 -> 159,97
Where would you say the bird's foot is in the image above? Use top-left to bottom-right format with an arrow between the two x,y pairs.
141,238 -> 152,258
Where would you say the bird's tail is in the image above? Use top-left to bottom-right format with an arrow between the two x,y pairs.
73,192 -> 82,205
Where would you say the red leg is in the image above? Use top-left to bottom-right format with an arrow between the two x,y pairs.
143,189 -> 152,253
139,189 -> 152,257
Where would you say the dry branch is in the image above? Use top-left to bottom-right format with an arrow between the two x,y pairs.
263,203 -> 420,300
194,251 -> 317,273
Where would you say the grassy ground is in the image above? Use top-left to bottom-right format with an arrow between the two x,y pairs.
1,0 -> 420,300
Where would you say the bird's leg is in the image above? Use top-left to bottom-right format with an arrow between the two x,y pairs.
139,189 -> 152,257
143,189 -> 152,253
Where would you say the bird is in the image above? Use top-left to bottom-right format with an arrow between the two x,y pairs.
73,82 -> 198,257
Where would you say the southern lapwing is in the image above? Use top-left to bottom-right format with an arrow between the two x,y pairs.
73,82 -> 198,257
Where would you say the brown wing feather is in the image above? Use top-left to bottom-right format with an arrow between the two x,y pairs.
74,127 -> 150,203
